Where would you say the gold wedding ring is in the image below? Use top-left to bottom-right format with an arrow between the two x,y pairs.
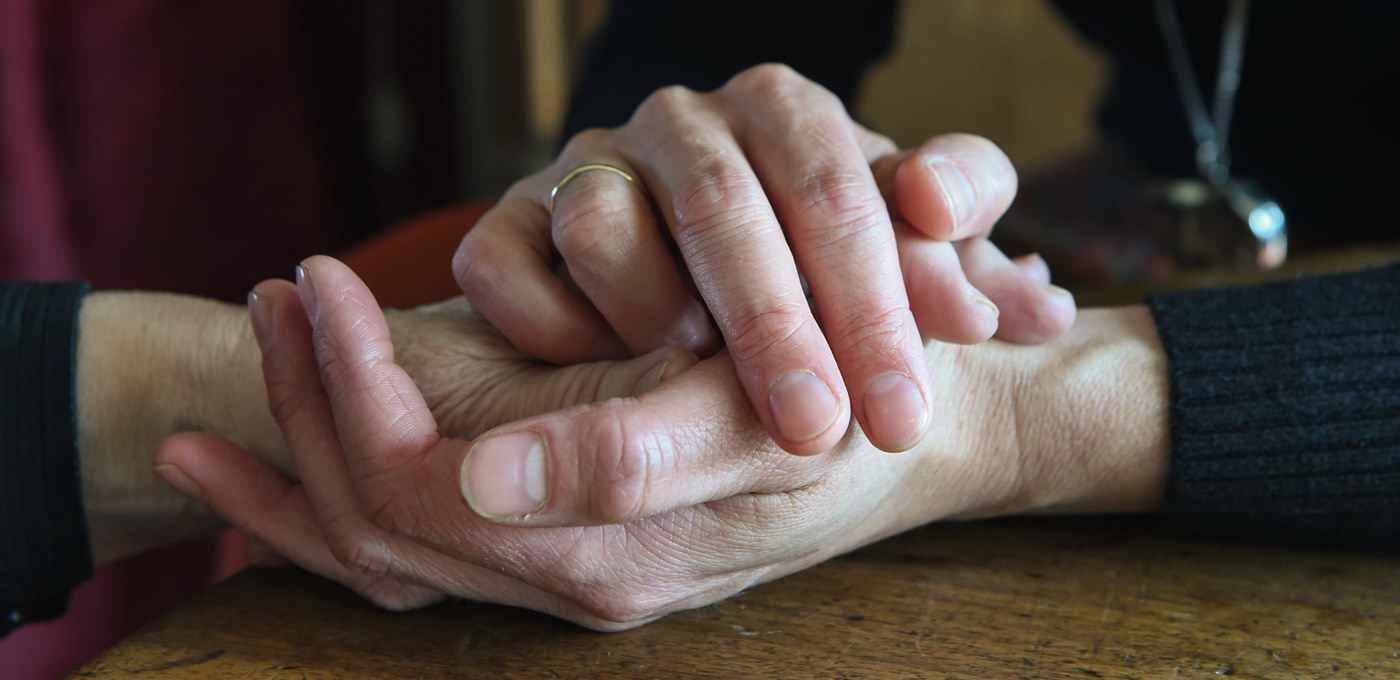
548,163 -> 637,216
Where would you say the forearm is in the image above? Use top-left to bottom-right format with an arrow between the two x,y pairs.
76,292 -> 284,564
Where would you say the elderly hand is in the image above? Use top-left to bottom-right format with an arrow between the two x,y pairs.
453,64 -> 1075,455
155,256 -> 1163,629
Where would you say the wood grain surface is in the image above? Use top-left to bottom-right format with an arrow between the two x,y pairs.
72,517 -> 1400,679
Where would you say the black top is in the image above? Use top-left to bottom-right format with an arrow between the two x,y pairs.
1150,265 -> 1400,551
0,282 -> 92,637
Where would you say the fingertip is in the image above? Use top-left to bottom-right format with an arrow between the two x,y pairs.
993,282 -> 1078,345
460,432 -> 548,520
860,372 -> 929,453
896,225 -> 1000,344
1011,252 -> 1052,285
766,370 -> 846,455
893,154 -> 957,241
894,134 -> 1018,242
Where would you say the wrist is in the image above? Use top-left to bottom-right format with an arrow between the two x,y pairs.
76,292 -> 282,563
1013,306 -> 1171,515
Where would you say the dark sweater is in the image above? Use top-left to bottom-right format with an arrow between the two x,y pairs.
1,282 -> 92,637
1150,266 -> 1400,550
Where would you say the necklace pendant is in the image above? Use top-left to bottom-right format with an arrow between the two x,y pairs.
1154,178 -> 1288,271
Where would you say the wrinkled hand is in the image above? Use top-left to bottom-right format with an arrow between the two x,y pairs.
454,64 -> 1075,455
155,255 -> 1040,628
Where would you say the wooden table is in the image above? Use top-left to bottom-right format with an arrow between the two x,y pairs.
73,516 -> 1399,679
75,246 -> 1400,678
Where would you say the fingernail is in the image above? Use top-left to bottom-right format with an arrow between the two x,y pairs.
294,263 -> 317,323
928,159 -> 976,238
863,373 -> 928,451
1045,284 -> 1074,299
154,464 -> 204,502
969,288 -> 1000,318
632,354 -> 688,397
461,432 -> 548,518
1012,252 -> 1044,268
768,371 -> 840,443
247,290 -> 275,350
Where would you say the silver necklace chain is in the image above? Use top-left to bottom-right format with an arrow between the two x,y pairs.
1154,0 -> 1251,186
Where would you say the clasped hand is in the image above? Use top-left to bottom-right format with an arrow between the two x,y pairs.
155,65 -> 1074,629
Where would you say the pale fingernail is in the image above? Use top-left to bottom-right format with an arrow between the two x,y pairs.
154,464 -> 204,502
631,353 -> 688,397
863,373 -> 928,451
768,371 -> 840,444
247,290 -> 275,350
1012,252 -> 1044,268
1045,284 -> 1074,299
294,263 -> 318,323
928,159 -> 976,239
969,288 -> 1000,318
462,433 -> 548,518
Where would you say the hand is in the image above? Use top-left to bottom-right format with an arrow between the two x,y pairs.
155,256 -> 1164,628
453,64 -> 1076,455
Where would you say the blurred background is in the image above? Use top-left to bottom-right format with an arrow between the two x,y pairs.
2,0 -> 1112,304
305,0 -> 1104,237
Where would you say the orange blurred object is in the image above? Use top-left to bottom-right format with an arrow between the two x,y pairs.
342,202 -> 493,308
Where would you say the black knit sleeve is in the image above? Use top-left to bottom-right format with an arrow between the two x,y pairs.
563,0 -> 898,138
1148,265 -> 1400,552
1,281 -> 93,637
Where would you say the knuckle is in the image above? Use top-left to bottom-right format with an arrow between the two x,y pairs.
452,231 -> 492,287
633,85 -> 695,126
825,304 -> 912,359
669,165 -> 773,259
580,410 -> 658,523
577,585 -> 669,626
456,232 -> 490,288
551,181 -> 636,270
728,63 -> 800,96
364,484 -> 420,537
793,167 -> 886,226
726,63 -> 835,109
558,127 -> 611,159
453,231 -> 513,298
326,526 -> 393,577
725,300 -> 811,365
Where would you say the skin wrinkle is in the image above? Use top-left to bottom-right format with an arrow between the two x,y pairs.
789,168 -> 884,231
720,299 -> 812,370
550,176 -> 642,272
579,408 -> 651,523
669,172 -> 775,253
675,213 -> 792,304
819,304 -> 916,370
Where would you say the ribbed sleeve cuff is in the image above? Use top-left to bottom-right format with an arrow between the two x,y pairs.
1148,264 -> 1400,552
1,281 -> 93,635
